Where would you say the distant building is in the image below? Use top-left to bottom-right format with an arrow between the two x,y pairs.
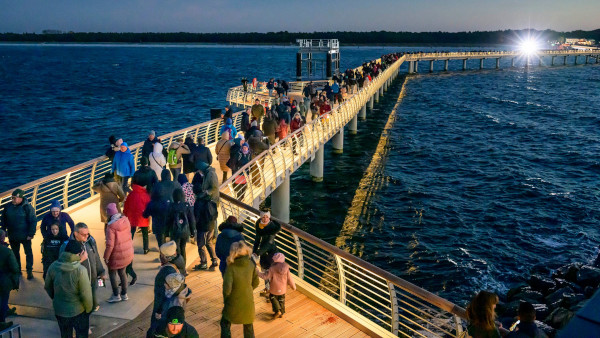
42,30 -> 63,34
565,38 -> 596,46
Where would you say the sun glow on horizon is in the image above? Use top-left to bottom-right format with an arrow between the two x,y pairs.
519,37 -> 541,56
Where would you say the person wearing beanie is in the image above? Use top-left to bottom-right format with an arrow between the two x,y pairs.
123,182 -> 151,254
258,252 -> 296,318
41,200 -> 74,241
166,189 -> 195,267
153,169 -> 182,203
104,203 -> 135,303
111,142 -> 135,194
253,211 -> 281,299
0,229 -> 19,330
215,216 -> 244,275
153,306 -> 198,338
149,241 -> 185,335
93,172 -> 126,223
159,273 -> 192,323
1,189 -> 37,280
216,131 -> 233,182
45,238 -> 93,338
132,156 -> 159,193
142,130 -> 160,163
228,142 -> 252,201
220,118 -> 238,140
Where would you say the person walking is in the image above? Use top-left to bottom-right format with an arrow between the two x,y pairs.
153,169 -> 182,203
42,223 -> 66,279
262,112 -> 277,145
221,241 -> 259,338
0,230 -> 19,330
104,203 -> 135,303
40,200 -> 74,241
123,183 -> 151,254
258,253 -> 296,318
92,173 -> 126,223
143,188 -> 172,248
216,131 -> 233,182
112,142 -> 135,194
166,189 -> 195,267
215,216 -> 244,276
0,189 -> 36,280
192,161 -> 219,271
228,142 -> 252,200
252,211 -> 281,299
149,142 -> 167,180
45,240 -> 93,338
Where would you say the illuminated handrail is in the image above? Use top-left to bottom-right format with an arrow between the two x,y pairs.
220,194 -> 466,337
404,50 -> 600,60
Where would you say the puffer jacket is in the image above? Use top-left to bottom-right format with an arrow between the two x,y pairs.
153,169 -> 181,202
44,252 -> 93,318
123,184 -> 151,228
92,178 -> 125,223
215,221 -> 244,274
258,255 -> 296,296
216,135 -> 233,172
104,214 -> 134,270
1,199 -> 37,241
149,142 -> 167,180
112,142 -> 135,177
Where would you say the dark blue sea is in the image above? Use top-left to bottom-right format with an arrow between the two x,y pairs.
1,44 -> 599,305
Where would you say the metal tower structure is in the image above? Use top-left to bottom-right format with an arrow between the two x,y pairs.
296,39 -> 340,80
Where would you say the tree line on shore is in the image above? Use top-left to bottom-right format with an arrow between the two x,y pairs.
1,29 -> 599,44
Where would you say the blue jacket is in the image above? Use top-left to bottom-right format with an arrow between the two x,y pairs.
40,200 -> 74,240
112,142 -> 135,177
220,124 -> 238,139
215,221 -> 244,275
331,82 -> 340,93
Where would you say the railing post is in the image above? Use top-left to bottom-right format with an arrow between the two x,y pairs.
31,184 -> 39,211
388,282 -> 399,336
292,234 -> 305,280
63,172 -> 71,208
454,314 -> 464,337
90,162 -> 98,196
334,255 -> 346,305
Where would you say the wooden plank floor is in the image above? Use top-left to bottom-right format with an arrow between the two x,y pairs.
107,256 -> 369,338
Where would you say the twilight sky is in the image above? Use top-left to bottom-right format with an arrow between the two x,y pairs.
1,0 -> 598,33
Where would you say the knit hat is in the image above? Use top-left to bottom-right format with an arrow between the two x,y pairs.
237,134 -> 245,141
260,210 -> 270,218
226,216 -> 238,224
160,241 -> 178,259
195,161 -> 209,172
106,203 -> 118,217
149,130 -> 156,136
49,200 -> 62,212
166,306 -> 185,325
12,189 -> 24,198
177,174 -> 189,186
140,157 -> 149,166
272,252 -> 285,263
242,143 -> 249,149
65,240 -> 83,255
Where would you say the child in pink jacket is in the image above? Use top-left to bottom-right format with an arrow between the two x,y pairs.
258,252 -> 296,318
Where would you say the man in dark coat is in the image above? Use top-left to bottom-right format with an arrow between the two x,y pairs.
132,157 -> 159,193
252,211 -> 281,272
40,200 -> 74,241
189,137 -> 212,167
248,131 -> 269,159
153,169 -> 181,203
215,216 -> 244,275
0,189 -> 36,280
143,189 -> 171,248
60,223 -> 106,311
181,137 -> 197,175
153,306 -> 199,338
0,230 -> 19,330
261,112 -> 277,145
192,161 -> 219,271
141,130 -> 160,162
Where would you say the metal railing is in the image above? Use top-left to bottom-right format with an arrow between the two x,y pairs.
220,56 -> 405,206
405,50 -> 600,60
220,194 -> 466,337
0,324 -> 21,338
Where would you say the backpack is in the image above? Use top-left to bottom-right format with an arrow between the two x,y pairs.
171,209 -> 189,240
167,148 -> 178,166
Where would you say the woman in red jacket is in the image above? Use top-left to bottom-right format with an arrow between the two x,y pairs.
104,203 -> 135,303
124,184 -> 151,254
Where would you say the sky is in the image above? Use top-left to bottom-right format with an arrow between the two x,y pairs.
0,0 -> 598,34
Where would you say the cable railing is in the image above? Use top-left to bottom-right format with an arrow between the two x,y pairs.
219,56 -> 405,206
219,194 -> 467,337
405,50 -> 600,60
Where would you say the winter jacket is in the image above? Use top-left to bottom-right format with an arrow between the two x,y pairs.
104,214 -> 134,270
244,126 -> 262,141
153,169 -> 181,202
240,111 -> 251,132
215,221 -> 244,274
276,120 -> 288,140
216,136 -> 233,172
181,182 -> 195,206
142,137 -> 160,161
149,142 -> 167,180
0,245 -> 19,291
190,145 -> 213,168
290,118 -> 304,133
153,257 -> 185,315
262,116 -> 277,137
112,142 -> 135,177
182,140 -> 197,174
258,256 -> 296,296
198,167 -> 219,204
253,220 -> 281,269
1,198 -> 36,242
248,135 -> 269,159
220,123 -> 238,139
222,255 -> 259,324
40,201 -> 74,240
161,285 -> 192,318
44,252 -> 93,318
132,166 -> 159,193
92,178 -> 125,223
153,321 -> 199,338
42,235 -> 63,265
167,142 -> 190,170
166,202 -> 196,242
143,199 -> 171,236
123,184 -> 151,228
60,235 -> 106,284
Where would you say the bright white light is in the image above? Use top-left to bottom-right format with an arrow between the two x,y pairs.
519,38 -> 539,55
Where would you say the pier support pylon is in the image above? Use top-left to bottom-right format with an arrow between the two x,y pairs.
374,91 -> 379,103
310,146 -> 324,182
511,58 -> 515,67
332,128 -> 344,154
360,104 -> 367,119
462,59 -> 467,70
444,60 -> 449,71
480,59 -> 484,69
495,58 -> 500,69
349,114 -> 358,134
368,97 -> 373,110
271,175 -> 290,223
429,60 -> 434,72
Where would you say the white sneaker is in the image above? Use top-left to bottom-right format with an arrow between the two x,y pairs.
107,295 -> 121,303
120,294 -> 129,301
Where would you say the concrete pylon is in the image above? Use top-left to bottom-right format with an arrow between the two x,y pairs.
332,128 -> 344,154
374,91 -> 379,103
429,60 -> 434,72
511,58 -> 515,67
444,60 -> 449,71
480,59 -> 484,69
271,175 -> 290,223
495,58 -> 500,69
360,104 -> 367,119
310,146 -> 324,182
462,59 -> 467,70
349,114 -> 358,134
368,97 -> 373,110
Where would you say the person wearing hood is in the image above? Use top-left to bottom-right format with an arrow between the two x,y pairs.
92,172 -> 126,223
216,131 -> 233,182
124,183 -> 151,254
153,169 -> 182,203
153,306 -> 199,338
166,189 -> 195,267
143,186 -> 171,249
258,252 -> 296,318
252,211 -> 281,298
42,223 -> 65,279
149,241 -> 186,337
142,130 -> 160,162
112,142 -> 135,194
244,120 -> 261,141
40,200 -> 74,241
1,189 -> 37,280
149,142 -> 167,180
167,138 -> 190,181
104,203 -> 135,303
60,222 -> 106,312
160,273 -> 192,318
262,112 -> 277,145
45,240 -> 93,338
220,118 -> 238,140
222,105 -> 234,122
229,142 -> 252,201
181,137 -> 197,176
240,108 -> 251,133
132,157 -> 159,193
0,230 -> 19,330
192,161 -> 219,271
215,216 -> 244,276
